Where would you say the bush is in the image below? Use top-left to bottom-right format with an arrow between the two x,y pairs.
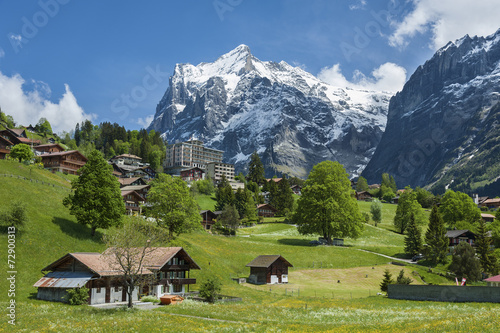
199,275 -> 222,303
0,201 -> 28,230
140,295 -> 160,303
67,287 -> 89,305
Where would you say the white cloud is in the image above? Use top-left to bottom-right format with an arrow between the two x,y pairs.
0,71 -> 95,133
349,0 -> 367,11
317,62 -> 407,93
389,0 -> 500,49
0,48 -> 5,58
136,115 -> 154,128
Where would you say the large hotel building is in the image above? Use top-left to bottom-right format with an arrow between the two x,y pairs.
164,139 -> 234,182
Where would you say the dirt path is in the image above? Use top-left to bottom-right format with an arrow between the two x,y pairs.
358,249 -> 416,264
164,312 -> 245,324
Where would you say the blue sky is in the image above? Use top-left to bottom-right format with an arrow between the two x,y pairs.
0,0 -> 499,133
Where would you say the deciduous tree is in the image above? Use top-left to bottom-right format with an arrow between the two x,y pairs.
370,199 -> 382,227
439,190 -> 481,228
63,150 -> 124,236
356,176 -> 369,192
9,143 -> 34,163
146,173 -> 201,238
292,161 -> 363,245
393,187 -> 426,234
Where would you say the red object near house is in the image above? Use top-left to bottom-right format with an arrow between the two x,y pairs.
160,295 -> 184,305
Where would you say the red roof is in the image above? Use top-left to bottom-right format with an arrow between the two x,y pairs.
484,275 -> 500,282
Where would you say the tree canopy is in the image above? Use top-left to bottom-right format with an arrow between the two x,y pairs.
356,176 -> 369,192
448,241 -> 482,282
9,143 -> 34,163
292,161 -> 363,244
145,173 -> 201,238
439,190 -> 481,227
215,175 -> 235,211
63,150 -> 124,236
393,187 -> 426,234
370,199 -> 382,227
404,213 -> 422,257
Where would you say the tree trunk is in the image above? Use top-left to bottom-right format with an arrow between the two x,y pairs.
127,285 -> 134,308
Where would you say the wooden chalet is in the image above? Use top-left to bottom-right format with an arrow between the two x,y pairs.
33,247 -> 200,305
121,184 -> 150,199
356,191 -> 373,201
290,185 -> 302,195
257,204 -> 277,217
481,213 -> 496,223
109,154 -> 143,166
118,177 -> 148,187
112,163 -> 156,180
246,255 -> 293,285
445,229 -> 476,247
481,198 -> 500,210
39,150 -> 87,175
180,167 -> 205,182
0,128 -> 41,146
34,143 -> 65,154
121,190 -> 146,214
200,210 -> 219,230
0,136 -> 13,159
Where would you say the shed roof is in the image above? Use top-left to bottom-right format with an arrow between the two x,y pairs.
246,255 -> 293,268
33,271 -> 94,288
481,213 -> 496,219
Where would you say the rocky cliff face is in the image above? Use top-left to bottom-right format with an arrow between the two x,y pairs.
148,45 -> 390,178
361,29 -> 500,192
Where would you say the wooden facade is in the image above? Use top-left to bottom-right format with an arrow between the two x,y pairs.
0,128 -> 41,146
200,210 -> 218,230
34,143 -> 65,154
356,191 -> 373,201
246,255 -> 293,285
34,247 -> 201,305
0,136 -> 13,159
121,190 -> 146,214
257,204 -> 277,217
445,230 -> 476,247
180,167 -> 205,182
40,150 -> 87,175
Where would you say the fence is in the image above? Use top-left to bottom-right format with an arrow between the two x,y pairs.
388,284 -> 500,303
0,173 -> 71,191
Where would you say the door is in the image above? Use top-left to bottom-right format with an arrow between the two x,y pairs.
270,275 -> 279,284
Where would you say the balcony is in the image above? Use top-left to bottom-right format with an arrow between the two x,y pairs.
158,278 -> 196,285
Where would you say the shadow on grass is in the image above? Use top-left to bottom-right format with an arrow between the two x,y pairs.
27,292 -> 38,300
52,217 -> 104,242
391,253 -> 411,259
277,238 -> 313,246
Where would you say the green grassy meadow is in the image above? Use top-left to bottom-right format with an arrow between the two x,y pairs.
1,159 -> 499,332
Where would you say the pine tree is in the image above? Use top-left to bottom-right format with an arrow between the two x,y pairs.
449,241 -> 482,282
356,176 -> 369,192
380,269 -> 393,292
404,213 -> 422,257
247,151 -> 265,184
215,175 -> 235,211
396,269 -> 412,284
424,205 -> 448,265
476,218 -> 499,276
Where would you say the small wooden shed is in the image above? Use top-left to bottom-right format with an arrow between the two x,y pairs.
246,255 -> 293,285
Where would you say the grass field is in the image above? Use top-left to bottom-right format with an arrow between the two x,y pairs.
1,159 -> 498,332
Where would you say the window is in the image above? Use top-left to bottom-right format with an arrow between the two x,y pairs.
173,284 -> 182,293
96,287 -> 101,293
114,286 -> 121,292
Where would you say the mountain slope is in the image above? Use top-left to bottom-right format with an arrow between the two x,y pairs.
149,45 -> 391,178
362,29 -> 500,192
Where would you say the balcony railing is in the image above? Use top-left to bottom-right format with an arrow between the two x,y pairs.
158,278 -> 196,285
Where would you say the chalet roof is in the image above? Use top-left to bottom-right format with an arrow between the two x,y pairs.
121,190 -> 146,201
8,128 -> 27,137
111,154 -> 142,160
39,150 -> 88,161
246,255 -> 293,268
33,271 -> 94,288
481,213 -> 496,219
356,191 -> 372,196
34,143 -> 65,151
266,178 -> 283,183
102,247 -> 201,270
445,230 -> 476,238
484,274 -> 500,282
200,210 -> 218,219
257,204 -> 277,211
180,167 -> 205,173
478,196 -> 490,203
41,252 -> 127,277
0,136 -> 13,146
483,198 -> 500,204
121,185 -> 150,192
118,177 -> 145,186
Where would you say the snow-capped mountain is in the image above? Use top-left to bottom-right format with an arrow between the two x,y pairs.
148,45 -> 391,177
362,28 -> 500,193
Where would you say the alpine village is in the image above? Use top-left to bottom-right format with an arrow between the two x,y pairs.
2,7 -> 500,333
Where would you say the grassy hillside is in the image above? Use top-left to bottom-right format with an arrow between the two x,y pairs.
1,160 -> 498,332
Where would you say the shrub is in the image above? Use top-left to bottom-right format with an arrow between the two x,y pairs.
140,295 -> 160,303
199,275 -> 222,303
67,287 -> 89,305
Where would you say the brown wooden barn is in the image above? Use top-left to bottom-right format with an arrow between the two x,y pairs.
257,204 -> 277,217
246,255 -> 293,285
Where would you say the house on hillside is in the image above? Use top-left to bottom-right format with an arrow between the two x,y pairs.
481,198 -> 500,210
109,154 -> 143,166
118,177 -> 148,187
121,185 -> 150,200
34,143 -> 65,154
290,185 -> 302,195
200,210 -> 219,230
445,229 -> 476,248
180,167 -> 205,182
121,190 -> 146,214
257,204 -> 277,217
0,136 -> 13,159
33,247 -> 200,305
246,255 -> 293,284
0,128 -> 41,146
484,275 -> 500,287
39,150 -> 87,175
356,191 -> 373,201
481,213 -> 496,223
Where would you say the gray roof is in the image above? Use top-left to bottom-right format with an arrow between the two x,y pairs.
445,230 -> 475,238
33,271 -> 94,288
246,255 -> 293,268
